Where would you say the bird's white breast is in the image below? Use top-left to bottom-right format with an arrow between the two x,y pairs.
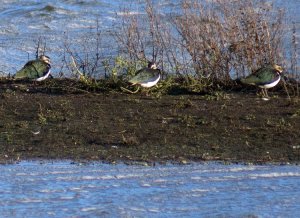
258,76 -> 281,89
35,70 -> 51,81
140,74 -> 161,88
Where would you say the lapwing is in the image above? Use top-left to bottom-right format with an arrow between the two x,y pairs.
121,61 -> 161,94
14,55 -> 51,81
240,64 -> 283,99
129,61 -> 161,87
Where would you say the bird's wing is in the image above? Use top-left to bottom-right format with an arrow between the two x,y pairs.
241,67 -> 278,85
253,68 -> 280,85
129,68 -> 160,84
15,60 -> 51,79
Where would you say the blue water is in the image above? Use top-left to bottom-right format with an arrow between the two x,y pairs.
0,161 -> 300,217
0,0 -> 299,76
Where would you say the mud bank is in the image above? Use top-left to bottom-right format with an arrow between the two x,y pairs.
0,80 -> 299,164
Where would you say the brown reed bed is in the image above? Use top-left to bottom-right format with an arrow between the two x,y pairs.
42,0 -> 297,99
110,0 -> 298,87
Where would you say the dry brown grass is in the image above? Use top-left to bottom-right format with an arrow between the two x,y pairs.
113,0 -> 169,68
114,0 -> 289,81
57,0 -> 297,96
62,20 -> 105,79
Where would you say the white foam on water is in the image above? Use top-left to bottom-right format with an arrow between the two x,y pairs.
115,11 -> 144,16
81,207 -> 97,212
190,188 -> 211,193
140,183 -> 151,187
153,179 -> 167,183
192,166 -> 259,174
128,207 -> 146,212
148,208 -> 160,213
81,176 -> 97,180
38,189 -> 62,193
18,198 -> 43,203
114,173 -> 147,179
69,187 -> 81,191
248,172 -> 300,179
27,24 -> 50,30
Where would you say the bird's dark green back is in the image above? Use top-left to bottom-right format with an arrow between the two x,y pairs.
129,68 -> 160,84
15,60 -> 51,79
241,66 -> 280,86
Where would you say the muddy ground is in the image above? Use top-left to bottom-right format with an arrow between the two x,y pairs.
0,79 -> 299,164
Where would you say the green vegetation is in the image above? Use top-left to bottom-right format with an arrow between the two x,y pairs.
57,0 -> 298,98
1,0 -> 299,98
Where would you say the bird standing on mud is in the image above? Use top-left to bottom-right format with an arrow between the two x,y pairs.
129,61 -> 161,88
240,64 -> 283,99
14,55 -> 51,81
122,61 -> 161,94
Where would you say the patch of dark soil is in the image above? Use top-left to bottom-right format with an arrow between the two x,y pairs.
0,79 -> 299,164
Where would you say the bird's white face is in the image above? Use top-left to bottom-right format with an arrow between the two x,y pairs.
273,64 -> 283,73
39,55 -> 51,64
150,63 -> 157,69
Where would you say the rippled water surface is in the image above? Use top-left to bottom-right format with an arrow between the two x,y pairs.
0,0 -> 299,75
0,161 -> 300,217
